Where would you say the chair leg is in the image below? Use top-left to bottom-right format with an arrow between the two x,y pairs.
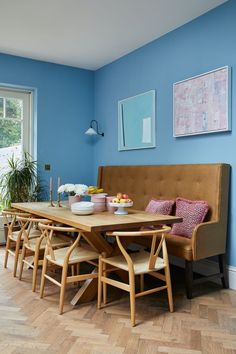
32,249 -> 40,292
218,254 -> 229,289
71,265 -> 75,276
4,237 -> 11,268
129,273 -> 136,327
13,239 -> 21,277
59,264 -> 68,315
185,260 -> 193,299
76,263 -> 80,274
76,263 -> 80,287
140,274 -> 144,292
40,256 -> 48,299
103,259 -> 107,305
71,264 -> 78,286
97,256 -> 103,309
164,264 -> 174,312
19,245 -> 26,280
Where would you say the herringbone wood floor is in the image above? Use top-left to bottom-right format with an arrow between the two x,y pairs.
1,247 -> 236,354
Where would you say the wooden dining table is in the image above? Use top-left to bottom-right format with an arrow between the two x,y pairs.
12,201 -> 182,305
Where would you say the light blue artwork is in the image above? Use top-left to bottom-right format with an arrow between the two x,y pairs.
118,90 -> 156,151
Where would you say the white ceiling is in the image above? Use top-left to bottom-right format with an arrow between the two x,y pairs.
0,0 -> 227,70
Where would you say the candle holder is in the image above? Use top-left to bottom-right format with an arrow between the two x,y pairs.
57,192 -> 62,207
48,190 -> 55,207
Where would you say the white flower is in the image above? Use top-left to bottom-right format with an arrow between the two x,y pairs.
64,184 -> 75,193
74,184 -> 88,196
57,183 -> 88,196
58,185 -> 65,193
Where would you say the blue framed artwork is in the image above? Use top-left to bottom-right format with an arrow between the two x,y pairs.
118,90 -> 156,151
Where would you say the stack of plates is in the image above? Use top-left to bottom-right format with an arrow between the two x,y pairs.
71,202 -> 94,215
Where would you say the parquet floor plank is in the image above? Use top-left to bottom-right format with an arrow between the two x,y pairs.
1,247 -> 236,353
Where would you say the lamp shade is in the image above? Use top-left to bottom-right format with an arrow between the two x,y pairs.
84,120 -> 104,137
85,127 -> 97,136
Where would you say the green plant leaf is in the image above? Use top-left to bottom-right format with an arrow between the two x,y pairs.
0,152 -> 43,206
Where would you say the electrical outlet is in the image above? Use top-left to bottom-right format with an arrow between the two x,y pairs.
44,164 -> 51,171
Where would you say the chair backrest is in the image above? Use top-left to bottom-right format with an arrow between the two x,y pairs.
16,215 -> 52,245
2,209 -> 31,236
110,226 -> 171,271
38,223 -> 80,262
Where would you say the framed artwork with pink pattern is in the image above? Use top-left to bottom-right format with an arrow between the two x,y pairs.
173,66 -> 231,137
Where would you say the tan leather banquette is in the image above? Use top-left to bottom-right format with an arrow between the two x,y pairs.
98,163 -> 230,298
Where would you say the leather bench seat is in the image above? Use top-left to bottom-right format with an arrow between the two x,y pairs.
136,233 -> 193,261
159,233 -> 193,261
98,163 -> 230,298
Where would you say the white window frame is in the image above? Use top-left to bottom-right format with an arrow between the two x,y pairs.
0,86 -> 35,158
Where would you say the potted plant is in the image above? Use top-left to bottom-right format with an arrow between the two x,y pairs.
0,152 -> 44,242
0,152 -> 43,208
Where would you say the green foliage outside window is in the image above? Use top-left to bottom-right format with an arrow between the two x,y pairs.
0,98 -> 3,117
5,98 -> 22,119
0,120 -> 21,148
0,97 -> 22,148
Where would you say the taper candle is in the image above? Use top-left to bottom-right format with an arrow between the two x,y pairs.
57,176 -> 61,206
48,176 -> 54,207
49,177 -> 52,192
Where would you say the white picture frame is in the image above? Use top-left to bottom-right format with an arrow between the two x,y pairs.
118,90 -> 156,151
173,66 -> 231,137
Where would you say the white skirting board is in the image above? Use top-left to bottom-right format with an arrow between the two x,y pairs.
0,216 -> 6,245
169,255 -> 236,290
228,265 -> 236,290
0,229 -> 6,245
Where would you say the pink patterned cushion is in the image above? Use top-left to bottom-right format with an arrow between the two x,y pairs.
170,197 -> 209,238
145,199 -> 175,215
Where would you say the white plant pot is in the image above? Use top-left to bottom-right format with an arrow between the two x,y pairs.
68,195 -> 81,207
0,215 -> 6,245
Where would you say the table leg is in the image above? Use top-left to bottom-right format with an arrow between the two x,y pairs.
70,233 -> 131,305
82,231 -> 113,254
70,232 -> 112,305
71,269 -> 98,305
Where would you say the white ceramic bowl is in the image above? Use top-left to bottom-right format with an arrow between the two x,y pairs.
109,201 -> 133,208
71,201 -> 94,210
108,201 -> 133,215
71,202 -> 94,215
71,209 -> 94,215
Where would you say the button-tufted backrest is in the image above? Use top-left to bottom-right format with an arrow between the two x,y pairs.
98,164 -> 230,222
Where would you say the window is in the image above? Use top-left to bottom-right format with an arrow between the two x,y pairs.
0,87 -> 33,176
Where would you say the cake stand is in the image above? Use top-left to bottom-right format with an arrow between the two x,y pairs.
108,201 -> 133,215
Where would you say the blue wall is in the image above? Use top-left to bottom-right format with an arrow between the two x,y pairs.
0,53 -> 94,196
94,0 -> 236,265
0,1 -> 235,265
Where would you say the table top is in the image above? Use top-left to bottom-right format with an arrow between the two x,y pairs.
12,202 -> 182,232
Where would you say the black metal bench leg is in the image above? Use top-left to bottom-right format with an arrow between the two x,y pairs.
218,254 -> 229,289
185,260 -> 193,299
